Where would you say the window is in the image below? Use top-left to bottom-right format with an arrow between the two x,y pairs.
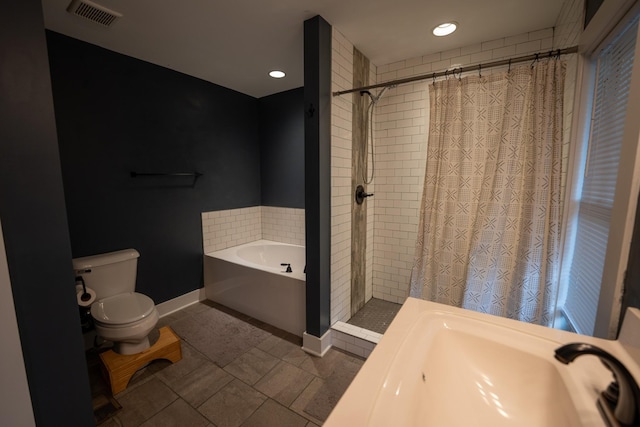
562,15 -> 639,335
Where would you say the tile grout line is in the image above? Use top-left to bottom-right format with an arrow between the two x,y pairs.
166,310 -> 320,426
94,302 -> 361,426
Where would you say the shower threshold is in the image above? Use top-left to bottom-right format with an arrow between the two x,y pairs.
331,298 -> 403,359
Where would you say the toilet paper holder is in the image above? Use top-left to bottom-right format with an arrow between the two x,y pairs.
76,276 -> 92,303
75,275 -> 95,332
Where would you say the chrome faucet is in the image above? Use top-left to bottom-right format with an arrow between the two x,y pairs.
554,343 -> 640,427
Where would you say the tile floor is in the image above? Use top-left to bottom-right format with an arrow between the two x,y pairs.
346,298 -> 403,334
88,301 -> 365,426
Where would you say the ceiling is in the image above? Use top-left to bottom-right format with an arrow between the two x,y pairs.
42,0 -> 565,98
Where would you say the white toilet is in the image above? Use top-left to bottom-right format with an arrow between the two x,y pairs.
73,249 -> 159,355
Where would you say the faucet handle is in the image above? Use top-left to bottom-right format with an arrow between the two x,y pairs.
280,263 -> 292,273
355,185 -> 374,205
603,381 -> 619,405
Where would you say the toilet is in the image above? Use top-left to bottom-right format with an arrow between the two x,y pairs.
73,249 -> 159,355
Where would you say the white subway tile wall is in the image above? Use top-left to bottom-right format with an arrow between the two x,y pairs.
201,206 -> 305,254
331,28 -> 355,325
261,206 -> 305,246
369,75 -> 427,304
201,207 -> 261,254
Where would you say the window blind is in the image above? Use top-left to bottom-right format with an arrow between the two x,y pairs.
563,16 -> 638,335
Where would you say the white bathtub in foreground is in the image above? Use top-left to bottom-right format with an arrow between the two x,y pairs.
325,297 -> 640,427
204,240 -> 305,336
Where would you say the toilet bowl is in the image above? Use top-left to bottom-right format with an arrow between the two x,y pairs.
91,292 -> 159,355
73,249 -> 159,355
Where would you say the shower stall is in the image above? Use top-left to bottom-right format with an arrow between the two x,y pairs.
333,37 -> 582,337
340,47 -> 408,335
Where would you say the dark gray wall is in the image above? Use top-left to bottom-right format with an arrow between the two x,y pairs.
304,16 -> 332,338
259,88 -> 305,208
585,0 -> 605,28
47,31 -> 261,303
0,3 -> 94,425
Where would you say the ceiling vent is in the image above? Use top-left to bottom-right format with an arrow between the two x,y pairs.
66,0 -> 122,27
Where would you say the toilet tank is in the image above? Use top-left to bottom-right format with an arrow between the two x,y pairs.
72,249 -> 140,300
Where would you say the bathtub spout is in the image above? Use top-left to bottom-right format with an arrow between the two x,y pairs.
281,263 -> 292,273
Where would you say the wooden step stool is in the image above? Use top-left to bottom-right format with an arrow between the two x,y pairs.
99,326 -> 182,395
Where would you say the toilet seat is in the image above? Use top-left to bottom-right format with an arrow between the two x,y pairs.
91,292 -> 155,326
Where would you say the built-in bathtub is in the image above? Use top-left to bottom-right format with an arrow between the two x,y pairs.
204,239 -> 305,336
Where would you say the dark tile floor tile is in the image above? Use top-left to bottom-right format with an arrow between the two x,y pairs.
170,362 -> 234,407
198,379 -> 267,427
298,348 -> 362,379
139,399 -> 210,427
93,393 -> 122,426
242,399 -> 308,427
256,335 -> 289,356
183,301 -> 215,315
156,310 -> 191,329
126,357 -> 172,389
172,308 -> 270,367
86,349 -> 112,398
301,356 -> 363,421
87,302 -> 365,427
98,416 -> 122,427
154,342 -> 211,386
257,336 -> 308,366
223,347 -> 280,385
289,378 -> 326,426
254,361 -> 314,406
111,378 -> 178,427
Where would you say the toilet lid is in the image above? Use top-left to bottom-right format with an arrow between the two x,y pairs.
91,292 -> 155,325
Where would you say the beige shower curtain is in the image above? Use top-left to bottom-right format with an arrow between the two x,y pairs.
410,60 -> 565,326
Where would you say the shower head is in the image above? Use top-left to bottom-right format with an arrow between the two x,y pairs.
363,85 -> 396,104
374,86 -> 389,102
360,90 -> 376,102
367,88 -> 387,104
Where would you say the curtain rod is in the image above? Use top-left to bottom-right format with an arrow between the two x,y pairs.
332,46 -> 579,97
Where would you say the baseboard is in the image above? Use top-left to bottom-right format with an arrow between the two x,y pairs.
156,288 -> 207,317
302,330 -> 332,357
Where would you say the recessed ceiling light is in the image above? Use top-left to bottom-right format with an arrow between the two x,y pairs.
433,22 -> 458,37
269,70 -> 286,78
